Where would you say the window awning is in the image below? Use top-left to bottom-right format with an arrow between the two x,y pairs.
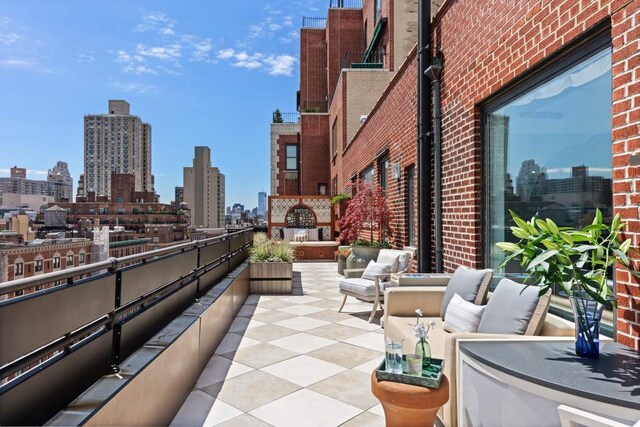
363,18 -> 387,63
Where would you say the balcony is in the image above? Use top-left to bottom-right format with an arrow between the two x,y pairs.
301,17 -> 326,29
329,0 -> 363,7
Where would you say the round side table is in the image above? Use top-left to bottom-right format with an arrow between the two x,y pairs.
370,371 -> 449,427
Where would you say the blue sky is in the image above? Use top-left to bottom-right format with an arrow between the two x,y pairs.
0,0 -> 323,209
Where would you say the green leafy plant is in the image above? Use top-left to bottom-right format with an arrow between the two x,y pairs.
250,233 -> 294,262
272,109 -> 284,123
331,193 -> 351,205
496,209 -> 638,308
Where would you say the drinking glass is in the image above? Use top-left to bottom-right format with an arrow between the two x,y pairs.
385,337 -> 403,374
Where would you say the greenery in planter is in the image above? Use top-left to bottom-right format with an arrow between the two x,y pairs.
496,209 -> 638,308
250,233 -> 294,263
339,180 -> 392,246
331,193 -> 351,205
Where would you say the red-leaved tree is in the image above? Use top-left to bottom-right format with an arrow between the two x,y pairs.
339,180 -> 392,245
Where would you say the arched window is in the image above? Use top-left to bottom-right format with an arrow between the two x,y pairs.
285,205 -> 316,228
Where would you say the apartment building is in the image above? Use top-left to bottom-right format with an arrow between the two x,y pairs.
81,100 -> 153,198
275,0 -> 640,349
0,163 -> 72,204
183,146 -> 225,228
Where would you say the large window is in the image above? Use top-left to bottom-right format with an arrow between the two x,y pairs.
374,0 -> 382,22
285,144 -> 298,170
360,165 -> 374,184
484,37 -> 613,323
378,155 -> 388,192
332,119 -> 338,156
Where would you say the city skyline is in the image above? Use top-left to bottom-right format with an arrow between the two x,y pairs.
0,1 -> 324,208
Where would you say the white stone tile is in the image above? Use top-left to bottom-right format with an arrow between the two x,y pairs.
279,295 -> 322,305
367,403 -> 385,418
214,333 -> 261,354
268,332 -> 336,354
250,389 -> 361,427
260,355 -> 346,387
273,316 -> 330,332
197,355 -> 254,388
171,390 -> 216,426
344,332 -> 385,352
276,304 -> 326,316
228,316 -> 265,333
202,399 -> 244,427
338,318 -> 383,332
353,357 -> 384,375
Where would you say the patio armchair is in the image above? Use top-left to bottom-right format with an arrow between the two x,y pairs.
337,248 -> 415,322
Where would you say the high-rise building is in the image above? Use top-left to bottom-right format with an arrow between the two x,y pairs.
257,191 -> 267,217
81,100 -> 152,198
47,161 -> 73,202
0,162 -> 72,203
183,146 -> 225,228
174,186 -> 184,204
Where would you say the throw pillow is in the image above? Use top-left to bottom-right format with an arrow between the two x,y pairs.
293,230 -> 308,242
376,250 -> 400,273
439,267 -> 492,319
443,294 -> 486,333
362,260 -> 392,280
476,278 -> 551,335
307,228 -> 319,241
283,228 -> 294,241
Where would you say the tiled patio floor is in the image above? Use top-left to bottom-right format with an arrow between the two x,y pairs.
171,262 -> 387,427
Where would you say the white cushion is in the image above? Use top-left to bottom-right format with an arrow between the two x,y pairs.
339,278 -> 393,296
293,231 -> 308,242
443,294 -> 485,333
362,260 -> 391,280
307,228 -> 319,241
378,249 -> 412,272
283,229 -> 294,241
376,251 -> 400,273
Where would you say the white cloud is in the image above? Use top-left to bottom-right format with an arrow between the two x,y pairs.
264,54 -> 296,76
283,16 -> 293,27
76,50 -> 96,64
0,58 -> 36,68
0,32 -> 21,45
110,82 -> 158,94
136,43 -> 182,61
217,48 -> 235,59
29,169 -> 48,176
191,38 -> 213,62
136,12 -> 175,36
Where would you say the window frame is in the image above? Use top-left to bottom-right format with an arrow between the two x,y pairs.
285,144 -> 298,171
15,262 -> 23,276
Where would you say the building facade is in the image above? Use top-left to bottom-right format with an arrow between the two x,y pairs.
277,0 -> 640,349
183,146 -> 225,228
258,191 -> 267,217
81,100 -> 153,198
0,162 -> 72,204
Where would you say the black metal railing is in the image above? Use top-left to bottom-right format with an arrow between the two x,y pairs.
329,0 -> 363,8
0,229 -> 253,425
340,49 -> 387,70
273,111 -> 301,123
302,17 -> 327,29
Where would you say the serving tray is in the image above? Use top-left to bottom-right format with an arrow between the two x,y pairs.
375,356 -> 444,389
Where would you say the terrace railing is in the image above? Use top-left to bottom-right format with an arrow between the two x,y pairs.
329,0 -> 363,8
273,111 -> 301,123
302,17 -> 327,29
0,229 -> 253,425
340,49 -> 387,70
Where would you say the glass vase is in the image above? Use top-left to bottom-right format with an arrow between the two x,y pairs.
569,291 -> 606,359
415,337 -> 431,368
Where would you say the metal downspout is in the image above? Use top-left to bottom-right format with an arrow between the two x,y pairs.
417,0 -> 432,273
425,54 -> 443,272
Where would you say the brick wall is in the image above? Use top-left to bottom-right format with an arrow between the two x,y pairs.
299,28 -> 327,112
300,114 -> 331,195
276,133 -> 300,195
327,8 -> 365,105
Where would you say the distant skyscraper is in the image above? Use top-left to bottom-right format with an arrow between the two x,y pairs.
81,100 -> 152,198
47,161 -> 73,202
258,191 -> 267,217
174,186 -> 184,204
183,146 -> 225,228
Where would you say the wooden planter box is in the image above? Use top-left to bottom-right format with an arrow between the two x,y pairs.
250,262 -> 293,294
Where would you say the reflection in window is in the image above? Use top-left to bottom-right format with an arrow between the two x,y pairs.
378,155 -> 388,192
485,43 -> 613,329
485,47 -> 612,272
360,166 -> 374,184
406,166 -> 416,246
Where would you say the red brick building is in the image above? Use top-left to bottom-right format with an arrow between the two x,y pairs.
278,0 -> 640,349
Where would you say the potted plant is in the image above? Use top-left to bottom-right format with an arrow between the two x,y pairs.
336,246 -> 351,276
496,209 -> 638,358
249,233 -> 294,294
339,180 -> 392,269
